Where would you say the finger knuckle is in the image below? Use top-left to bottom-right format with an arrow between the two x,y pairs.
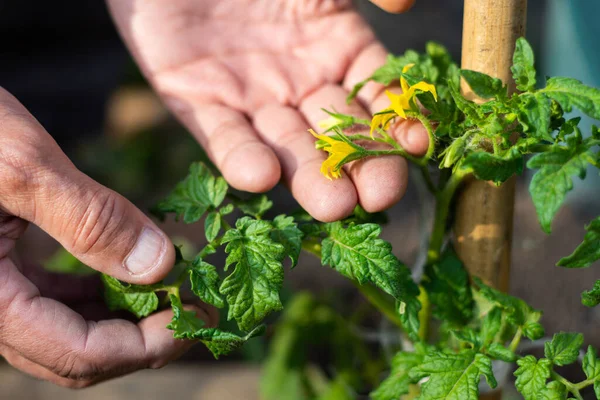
51,350 -> 101,381
69,189 -> 132,257
0,138 -> 45,207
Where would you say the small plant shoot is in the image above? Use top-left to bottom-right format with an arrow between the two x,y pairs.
93,38 -> 600,399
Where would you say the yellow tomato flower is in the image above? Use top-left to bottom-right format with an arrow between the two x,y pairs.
309,129 -> 358,180
385,64 -> 438,119
369,109 -> 394,138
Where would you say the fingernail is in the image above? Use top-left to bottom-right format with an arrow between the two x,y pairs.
125,228 -> 166,275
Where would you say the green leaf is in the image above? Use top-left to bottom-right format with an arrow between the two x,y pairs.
450,328 -> 481,348
582,280 -> 600,307
518,92 -> 553,141
511,37 -> 537,92
527,144 -> 595,233
371,351 -> 424,400
544,332 -> 583,366
448,80 -> 482,121
321,222 -> 420,338
409,351 -> 497,400
461,148 -> 523,184
347,53 -> 418,101
321,222 -> 418,301
189,256 -> 225,308
43,247 -> 95,275
191,325 -> 265,359
169,294 -> 265,358
480,307 -> 503,346
543,77 -> 600,120
423,247 -> 473,325
539,381 -> 568,400
101,275 -> 159,318
461,69 -> 506,99
583,346 -> 600,384
399,297 -> 422,342
234,194 -> 273,218
514,356 -> 552,400
154,162 -> 228,223
167,294 -> 205,336
439,134 -> 470,169
219,217 -> 285,331
204,211 -> 221,242
474,277 -> 542,332
270,215 -> 303,268
558,216 -> 600,268
523,322 -> 545,341
486,343 -> 517,362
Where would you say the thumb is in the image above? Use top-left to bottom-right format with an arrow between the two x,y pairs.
368,0 -> 415,13
0,88 -> 174,285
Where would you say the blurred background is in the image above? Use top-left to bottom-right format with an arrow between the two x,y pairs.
1,0 -> 599,399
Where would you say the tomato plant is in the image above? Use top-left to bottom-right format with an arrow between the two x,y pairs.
99,38 -> 600,399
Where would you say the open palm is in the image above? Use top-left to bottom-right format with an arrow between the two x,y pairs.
109,0 -> 426,221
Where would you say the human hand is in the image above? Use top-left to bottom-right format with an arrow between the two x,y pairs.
108,0 -> 427,222
0,88 -> 215,387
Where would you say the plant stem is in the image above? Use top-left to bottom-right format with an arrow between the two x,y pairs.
300,240 -> 407,330
551,371 -> 584,400
405,111 -> 436,164
508,327 -> 523,353
427,170 -> 468,261
355,283 -> 404,330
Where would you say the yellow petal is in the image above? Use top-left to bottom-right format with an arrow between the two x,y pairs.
400,64 -> 415,93
409,81 -> 438,101
385,91 -> 407,119
402,63 -> 415,74
370,108 -> 395,138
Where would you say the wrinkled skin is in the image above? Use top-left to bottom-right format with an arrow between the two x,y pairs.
108,0 -> 428,222
0,0 -> 424,388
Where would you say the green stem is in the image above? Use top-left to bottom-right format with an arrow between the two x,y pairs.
427,170 -> 468,262
301,241 -> 405,331
551,371 -> 584,400
348,134 -> 392,144
355,283 -> 404,330
508,327 -> 523,353
405,111 -> 436,164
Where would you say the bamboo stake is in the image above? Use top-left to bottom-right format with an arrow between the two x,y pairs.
456,1 -> 527,398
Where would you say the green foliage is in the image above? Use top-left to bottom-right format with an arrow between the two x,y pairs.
409,351 -> 497,400
220,217 -> 287,332
544,332 -> 583,366
422,247 -> 473,325
101,275 -> 160,318
370,351 -> 424,400
511,37 -> 537,92
514,356 -> 553,400
153,162 -> 227,223
543,77 -> 600,120
461,148 -> 523,184
87,37 -> 600,400
527,133 -> 597,233
559,216 -> 600,268
583,346 -> 600,398
321,222 -> 420,339
582,280 -> 600,307
188,256 -> 224,308
461,69 -> 506,99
